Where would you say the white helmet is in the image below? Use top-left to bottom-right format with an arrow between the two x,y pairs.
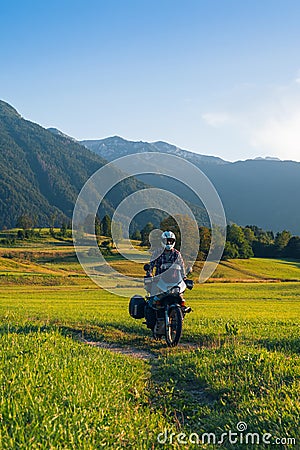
161,230 -> 176,250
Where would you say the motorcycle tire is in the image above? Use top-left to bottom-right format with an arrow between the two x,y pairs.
165,305 -> 183,347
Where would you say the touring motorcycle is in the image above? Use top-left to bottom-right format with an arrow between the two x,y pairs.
129,263 -> 193,347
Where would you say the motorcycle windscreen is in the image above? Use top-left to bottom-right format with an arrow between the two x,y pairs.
156,263 -> 185,293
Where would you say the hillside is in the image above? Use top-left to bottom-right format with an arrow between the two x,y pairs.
82,136 -> 300,234
0,101 -> 164,230
0,101 -> 208,231
0,101 -> 113,228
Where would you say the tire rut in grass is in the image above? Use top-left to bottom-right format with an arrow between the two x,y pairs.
78,336 -> 202,360
79,336 -> 156,360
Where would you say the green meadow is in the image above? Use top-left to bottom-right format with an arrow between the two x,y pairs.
0,237 -> 299,448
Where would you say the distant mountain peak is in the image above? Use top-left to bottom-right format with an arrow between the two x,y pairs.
0,100 -> 21,118
253,156 -> 282,161
81,136 -> 229,166
108,135 -> 127,142
47,127 -> 76,142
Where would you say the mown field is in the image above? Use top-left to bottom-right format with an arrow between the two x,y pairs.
0,236 -> 300,448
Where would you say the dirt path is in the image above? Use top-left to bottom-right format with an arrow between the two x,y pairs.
79,337 -> 156,360
79,336 -> 201,360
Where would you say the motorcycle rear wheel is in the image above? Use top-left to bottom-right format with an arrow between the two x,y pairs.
165,306 -> 183,347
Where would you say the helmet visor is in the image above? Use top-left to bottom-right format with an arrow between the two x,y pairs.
165,238 -> 175,245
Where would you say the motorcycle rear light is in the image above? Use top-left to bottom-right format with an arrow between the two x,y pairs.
180,300 -> 185,307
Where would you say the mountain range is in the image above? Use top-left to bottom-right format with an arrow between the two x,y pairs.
0,99 -> 300,234
81,137 -> 300,234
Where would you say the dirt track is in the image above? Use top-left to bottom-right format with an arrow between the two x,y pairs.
79,336 -> 201,360
79,337 -> 156,360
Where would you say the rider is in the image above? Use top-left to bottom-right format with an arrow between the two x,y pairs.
148,230 -> 192,302
147,230 -> 186,279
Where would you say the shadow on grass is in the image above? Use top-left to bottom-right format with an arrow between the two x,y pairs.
256,336 -> 300,354
277,258 -> 300,269
47,240 -> 73,247
0,323 -> 54,335
150,354 -> 219,409
38,254 -> 78,263
0,316 -> 236,353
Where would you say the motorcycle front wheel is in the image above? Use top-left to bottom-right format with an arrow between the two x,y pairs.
165,305 -> 183,347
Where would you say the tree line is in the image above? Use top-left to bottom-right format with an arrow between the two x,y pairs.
13,213 -> 119,239
133,217 -> 300,260
223,224 -> 300,260
9,213 -> 300,260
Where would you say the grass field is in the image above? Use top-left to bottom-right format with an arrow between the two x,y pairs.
0,237 -> 300,448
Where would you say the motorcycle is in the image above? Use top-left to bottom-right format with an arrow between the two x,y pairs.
129,263 -> 193,347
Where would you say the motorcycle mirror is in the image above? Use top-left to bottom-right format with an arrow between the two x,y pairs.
185,279 -> 194,290
143,263 -> 150,272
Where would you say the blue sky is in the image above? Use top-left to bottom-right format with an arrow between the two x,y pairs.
1,0 -> 300,161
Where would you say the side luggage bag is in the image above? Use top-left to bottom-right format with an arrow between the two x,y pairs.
129,295 -> 146,319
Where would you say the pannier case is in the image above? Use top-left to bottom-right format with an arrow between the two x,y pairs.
129,295 -> 146,319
